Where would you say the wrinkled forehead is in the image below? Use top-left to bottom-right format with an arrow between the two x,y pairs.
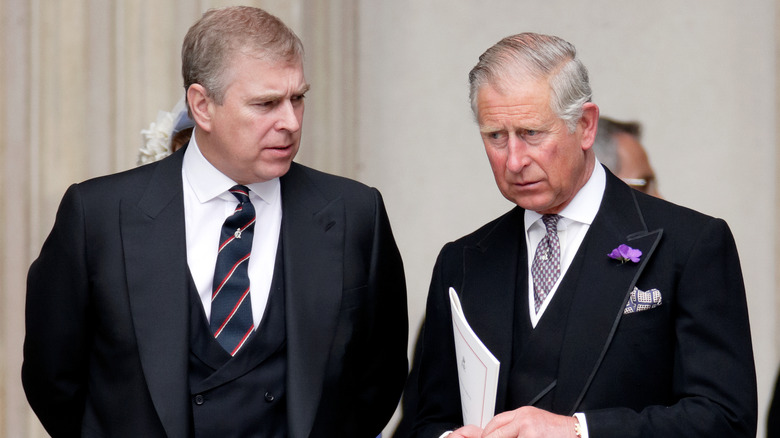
475,75 -> 553,118
475,60 -> 551,102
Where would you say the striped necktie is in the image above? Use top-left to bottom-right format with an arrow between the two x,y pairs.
210,185 -> 255,355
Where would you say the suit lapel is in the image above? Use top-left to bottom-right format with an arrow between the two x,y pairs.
554,171 -> 663,414
121,149 -> 191,437
281,164 -> 345,438
459,207 -> 525,412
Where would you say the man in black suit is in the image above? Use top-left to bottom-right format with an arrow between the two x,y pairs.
408,33 -> 756,437
22,6 -> 407,437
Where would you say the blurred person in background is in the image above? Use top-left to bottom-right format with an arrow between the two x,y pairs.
592,116 -> 660,198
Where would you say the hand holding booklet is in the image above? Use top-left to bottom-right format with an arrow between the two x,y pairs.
449,287 -> 500,428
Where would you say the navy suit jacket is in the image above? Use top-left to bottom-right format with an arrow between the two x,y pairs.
410,168 -> 756,437
23,147 -> 408,437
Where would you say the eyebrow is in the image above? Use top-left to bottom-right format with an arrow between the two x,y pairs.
478,125 -> 502,134
478,119 -> 554,134
254,84 -> 311,102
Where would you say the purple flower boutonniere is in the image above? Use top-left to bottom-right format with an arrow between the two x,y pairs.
608,244 -> 642,264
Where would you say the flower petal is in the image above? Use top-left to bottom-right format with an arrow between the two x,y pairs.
608,244 -> 642,263
626,247 -> 643,262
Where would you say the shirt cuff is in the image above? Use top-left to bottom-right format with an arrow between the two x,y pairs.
438,432 -> 453,438
574,413 -> 589,438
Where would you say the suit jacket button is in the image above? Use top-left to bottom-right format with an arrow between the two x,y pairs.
264,392 -> 274,402
194,394 -> 205,405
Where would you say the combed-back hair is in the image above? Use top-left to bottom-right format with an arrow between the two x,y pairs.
468,33 -> 591,132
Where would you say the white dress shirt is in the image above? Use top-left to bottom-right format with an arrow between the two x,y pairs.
524,161 -> 606,327
182,131 -> 282,329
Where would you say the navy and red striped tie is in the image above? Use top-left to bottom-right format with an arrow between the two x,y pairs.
210,185 -> 255,355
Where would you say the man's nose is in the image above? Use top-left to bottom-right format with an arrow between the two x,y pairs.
505,136 -> 531,172
275,100 -> 301,132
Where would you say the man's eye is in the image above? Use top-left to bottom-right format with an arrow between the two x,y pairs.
525,130 -> 538,136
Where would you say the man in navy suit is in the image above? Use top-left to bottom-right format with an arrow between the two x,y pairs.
23,6 -> 407,437
408,33 -> 756,437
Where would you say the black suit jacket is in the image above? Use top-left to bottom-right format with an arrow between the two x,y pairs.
22,147 -> 408,437
411,169 -> 756,437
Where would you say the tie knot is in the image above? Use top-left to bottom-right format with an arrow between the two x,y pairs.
229,185 -> 251,204
542,214 -> 560,234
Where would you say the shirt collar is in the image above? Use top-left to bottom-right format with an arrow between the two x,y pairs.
524,158 -> 606,231
182,128 -> 281,205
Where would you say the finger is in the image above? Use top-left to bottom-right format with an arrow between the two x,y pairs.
451,424 -> 483,438
482,410 -> 514,435
483,422 -> 521,438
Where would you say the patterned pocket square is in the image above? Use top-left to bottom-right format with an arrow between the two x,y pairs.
624,287 -> 662,314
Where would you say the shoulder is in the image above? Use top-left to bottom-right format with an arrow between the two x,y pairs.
635,191 -> 727,234
75,147 -> 180,194
53,166 -> 154,216
78,163 -> 155,193
67,149 -> 183,205
617,187 -> 738,264
282,162 -> 382,206
285,162 -> 373,191
604,172 -> 728,239
438,207 -> 524,257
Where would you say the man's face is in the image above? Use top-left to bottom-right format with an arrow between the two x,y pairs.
476,78 -> 597,214
614,132 -> 660,198
197,52 -> 309,184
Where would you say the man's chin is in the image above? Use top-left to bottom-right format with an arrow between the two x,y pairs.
508,195 -> 556,214
267,160 -> 296,178
231,161 -> 293,185
503,187 -> 544,208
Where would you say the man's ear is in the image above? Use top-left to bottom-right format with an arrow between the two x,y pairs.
187,84 -> 213,133
579,102 -> 600,151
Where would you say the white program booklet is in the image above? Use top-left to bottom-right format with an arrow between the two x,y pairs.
449,287 -> 500,428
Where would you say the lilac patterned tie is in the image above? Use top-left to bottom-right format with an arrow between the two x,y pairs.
210,185 -> 255,355
531,214 -> 561,313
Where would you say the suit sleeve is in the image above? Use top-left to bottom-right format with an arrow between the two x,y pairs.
585,218 -> 757,437
355,188 -> 409,432
22,184 -> 90,437
409,244 -> 466,437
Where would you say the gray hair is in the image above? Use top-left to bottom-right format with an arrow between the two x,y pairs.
592,117 -> 643,173
181,6 -> 304,104
468,33 -> 591,132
